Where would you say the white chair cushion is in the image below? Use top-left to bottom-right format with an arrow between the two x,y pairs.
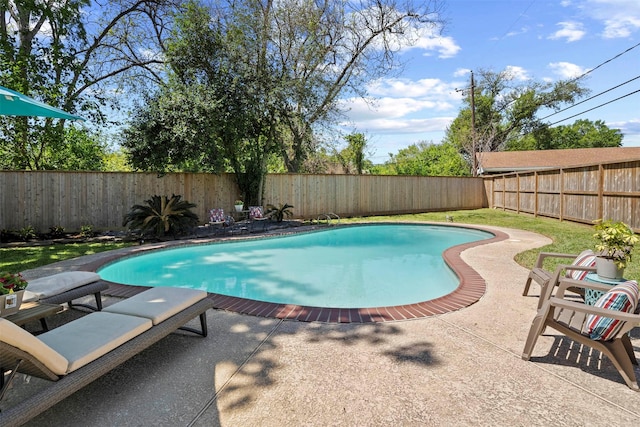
39,312 -> 152,373
27,271 -> 101,299
0,318 -> 69,376
103,287 -> 207,325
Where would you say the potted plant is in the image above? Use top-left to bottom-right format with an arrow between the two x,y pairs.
234,200 -> 244,212
593,219 -> 639,279
0,271 -> 28,316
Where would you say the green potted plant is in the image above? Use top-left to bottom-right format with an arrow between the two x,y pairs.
593,219 -> 638,279
0,271 -> 28,316
234,200 -> 244,213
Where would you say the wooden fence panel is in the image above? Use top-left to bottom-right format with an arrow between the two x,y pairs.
1,172 -> 486,232
485,159 -> 640,231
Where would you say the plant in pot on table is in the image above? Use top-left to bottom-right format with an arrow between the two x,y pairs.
593,219 -> 639,280
234,200 -> 244,213
0,271 -> 28,316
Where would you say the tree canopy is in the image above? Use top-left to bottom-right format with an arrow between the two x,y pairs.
505,119 -> 623,151
444,69 -> 590,174
372,141 -> 469,176
0,0 -> 177,170
123,0 -> 445,204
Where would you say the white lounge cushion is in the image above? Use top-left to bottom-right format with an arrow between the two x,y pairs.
103,287 -> 207,325
22,290 -> 39,303
27,271 -> 101,299
0,318 -> 69,376
39,312 -> 152,373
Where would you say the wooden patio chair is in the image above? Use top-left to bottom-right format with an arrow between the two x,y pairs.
522,277 -> 640,390
523,250 -> 597,308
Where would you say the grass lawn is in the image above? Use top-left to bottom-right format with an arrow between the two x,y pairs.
0,242 -> 134,273
1,208 -> 638,281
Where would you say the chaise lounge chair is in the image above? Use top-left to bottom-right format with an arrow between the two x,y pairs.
24,271 -> 108,311
522,249 -> 597,308
522,277 -> 640,390
0,287 -> 214,426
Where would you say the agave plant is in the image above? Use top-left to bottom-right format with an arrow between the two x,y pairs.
123,194 -> 199,238
266,203 -> 294,222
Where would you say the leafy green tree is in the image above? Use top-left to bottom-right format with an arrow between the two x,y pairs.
123,2 -> 279,205
334,133 -> 372,174
377,141 -> 469,176
506,119 -> 623,150
0,0 -> 177,170
445,69 -> 589,172
123,0 -> 443,203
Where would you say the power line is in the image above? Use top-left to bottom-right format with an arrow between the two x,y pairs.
567,40 -> 640,84
539,74 -> 640,121
547,88 -> 640,126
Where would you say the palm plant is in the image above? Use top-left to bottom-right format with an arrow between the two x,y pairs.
266,203 -> 294,222
123,194 -> 199,238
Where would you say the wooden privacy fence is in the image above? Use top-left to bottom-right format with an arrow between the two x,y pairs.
484,159 -> 640,230
0,171 -> 486,232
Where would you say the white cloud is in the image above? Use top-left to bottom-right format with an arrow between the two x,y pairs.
396,23 -> 461,59
548,21 -> 586,42
578,1 -> 640,38
340,116 -> 454,134
453,68 -> 471,78
505,66 -> 530,81
548,61 -> 588,78
337,77 -> 462,137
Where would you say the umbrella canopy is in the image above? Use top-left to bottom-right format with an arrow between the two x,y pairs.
0,85 -> 85,120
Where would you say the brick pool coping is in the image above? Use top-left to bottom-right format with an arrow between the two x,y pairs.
88,223 -> 509,323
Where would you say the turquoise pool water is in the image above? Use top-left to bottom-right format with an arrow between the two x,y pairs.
98,224 -> 492,308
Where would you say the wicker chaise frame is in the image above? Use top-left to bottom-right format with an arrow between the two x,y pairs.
0,297 -> 214,427
39,279 -> 109,311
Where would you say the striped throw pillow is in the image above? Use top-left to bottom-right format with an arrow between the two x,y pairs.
585,280 -> 639,341
568,249 -> 597,280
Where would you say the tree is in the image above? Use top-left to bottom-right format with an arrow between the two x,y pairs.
123,0 -> 445,203
123,1 -> 280,205
374,141 -> 469,176
0,0 -> 178,170
506,119 -> 623,150
444,68 -> 589,172
335,133 -> 372,174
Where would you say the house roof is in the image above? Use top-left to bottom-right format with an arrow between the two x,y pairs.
477,147 -> 640,174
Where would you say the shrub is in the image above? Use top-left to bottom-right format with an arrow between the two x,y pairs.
18,225 -> 37,241
122,194 -> 199,238
49,225 -> 66,238
80,224 -> 95,238
266,203 -> 294,222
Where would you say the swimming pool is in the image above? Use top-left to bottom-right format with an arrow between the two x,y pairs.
98,224 -> 494,310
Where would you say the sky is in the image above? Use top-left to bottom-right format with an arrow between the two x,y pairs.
338,0 -> 640,163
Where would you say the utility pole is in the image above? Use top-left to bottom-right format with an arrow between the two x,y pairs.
470,71 -> 477,177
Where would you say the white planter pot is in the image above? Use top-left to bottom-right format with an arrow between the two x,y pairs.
596,257 -> 625,280
235,205 -> 243,213
0,289 -> 25,317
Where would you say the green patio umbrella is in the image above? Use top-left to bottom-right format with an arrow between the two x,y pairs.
0,85 -> 85,120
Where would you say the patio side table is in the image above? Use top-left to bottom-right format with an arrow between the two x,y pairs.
4,301 -> 63,332
584,272 -> 626,305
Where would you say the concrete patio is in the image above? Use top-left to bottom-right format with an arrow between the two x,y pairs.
4,224 -> 640,426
